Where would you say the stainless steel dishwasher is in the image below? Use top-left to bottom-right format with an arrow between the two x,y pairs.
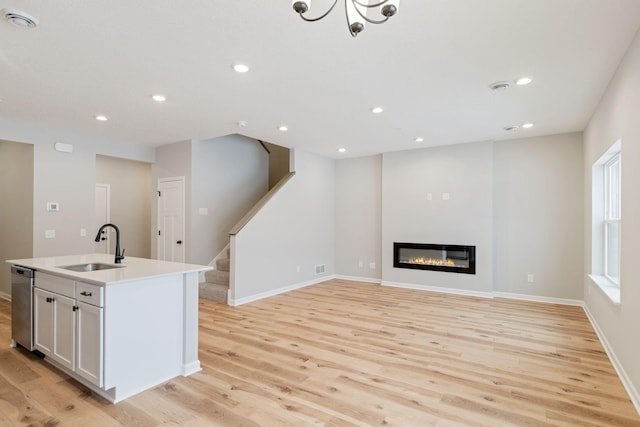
11,265 -> 35,350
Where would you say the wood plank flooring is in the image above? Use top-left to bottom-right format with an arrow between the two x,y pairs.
1,279 -> 639,426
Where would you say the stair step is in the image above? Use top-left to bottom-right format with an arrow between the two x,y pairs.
205,269 -> 229,285
199,282 -> 228,304
216,257 -> 230,272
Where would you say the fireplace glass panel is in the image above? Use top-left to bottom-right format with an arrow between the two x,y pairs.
393,243 -> 476,274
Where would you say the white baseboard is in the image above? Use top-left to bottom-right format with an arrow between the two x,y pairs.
493,291 -> 584,307
228,274 -> 335,306
0,291 -> 10,302
381,280 -> 494,299
583,304 -> 640,415
334,275 -> 381,284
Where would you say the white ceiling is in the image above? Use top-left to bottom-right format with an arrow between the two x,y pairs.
1,0 -> 639,158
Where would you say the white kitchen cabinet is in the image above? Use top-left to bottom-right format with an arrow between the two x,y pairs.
8,254 -> 209,403
34,287 -> 76,371
34,274 -> 103,386
33,288 -> 54,354
75,291 -> 104,387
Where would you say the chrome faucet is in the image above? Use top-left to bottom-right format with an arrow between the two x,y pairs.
95,223 -> 125,264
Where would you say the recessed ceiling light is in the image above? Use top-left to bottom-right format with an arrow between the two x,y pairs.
95,115 -> 108,121
233,63 -> 250,73
338,148 -> 347,153
2,8 -> 38,28
152,94 -> 166,102
415,137 -> 424,143
489,81 -> 510,92
516,77 -> 533,86
371,107 -> 384,114
237,121 -> 248,127
278,125 -> 288,132
522,123 -> 534,129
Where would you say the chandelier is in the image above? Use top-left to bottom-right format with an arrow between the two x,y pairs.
292,0 -> 400,37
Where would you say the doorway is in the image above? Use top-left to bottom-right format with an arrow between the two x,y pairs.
157,177 -> 185,262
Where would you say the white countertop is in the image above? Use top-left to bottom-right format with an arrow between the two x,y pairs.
7,254 -> 212,286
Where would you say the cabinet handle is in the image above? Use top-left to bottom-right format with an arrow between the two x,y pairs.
46,297 -> 55,303
80,291 -> 92,297
73,306 -> 79,312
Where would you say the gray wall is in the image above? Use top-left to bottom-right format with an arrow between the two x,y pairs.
584,28 -> 640,406
191,135 -> 268,265
263,141 -> 291,190
0,118 -> 155,261
96,155 -> 152,258
334,134 -> 584,302
493,133 -> 584,299
335,155 -> 382,280
152,140 -> 192,261
232,149 -> 335,303
381,141 -> 495,294
0,140 -> 34,298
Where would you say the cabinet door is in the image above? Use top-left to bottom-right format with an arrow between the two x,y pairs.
52,293 -> 76,371
34,288 -> 54,356
76,302 -> 103,387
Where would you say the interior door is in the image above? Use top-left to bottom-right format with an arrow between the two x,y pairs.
95,184 -> 110,253
157,177 -> 185,262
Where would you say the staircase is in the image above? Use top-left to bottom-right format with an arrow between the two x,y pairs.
199,247 -> 229,304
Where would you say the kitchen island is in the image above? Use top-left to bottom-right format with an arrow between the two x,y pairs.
7,254 -> 212,403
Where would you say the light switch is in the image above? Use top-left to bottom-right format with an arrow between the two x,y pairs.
80,228 -> 87,237
442,192 -> 450,200
427,193 -> 433,201
45,230 -> 56,238
199,207 -> 208,215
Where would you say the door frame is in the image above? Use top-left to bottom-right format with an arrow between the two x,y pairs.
156,176 -> 186,262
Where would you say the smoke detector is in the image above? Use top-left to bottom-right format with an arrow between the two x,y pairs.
489,81 -> 510,92
2,8 -> 39,28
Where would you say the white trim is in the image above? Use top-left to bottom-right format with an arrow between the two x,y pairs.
157,176 -> 186,262
181,361 -> 202,377
0,291 -> 11,302
381,280 -> 493,299
583,304 -> 640,415
228,274 -> 335,306
588,274 -> 621,305
334,275 -> 381,284
492,292 -> 584,307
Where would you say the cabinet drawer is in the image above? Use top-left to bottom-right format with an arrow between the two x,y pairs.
76,282 -> 104,307
36,272 -> 75,298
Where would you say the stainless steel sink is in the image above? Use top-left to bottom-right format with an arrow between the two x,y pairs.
59,263 -> 124,272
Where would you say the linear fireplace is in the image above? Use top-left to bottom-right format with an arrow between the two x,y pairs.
393,242 -> 476,274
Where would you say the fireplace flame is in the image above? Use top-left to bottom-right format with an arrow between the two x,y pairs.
408,257 -> 456,267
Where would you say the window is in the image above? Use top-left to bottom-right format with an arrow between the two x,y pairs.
590,139 -> 621,303
604,153 -> 621,285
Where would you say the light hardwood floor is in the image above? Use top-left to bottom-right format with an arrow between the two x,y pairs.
1,279 -> 639,426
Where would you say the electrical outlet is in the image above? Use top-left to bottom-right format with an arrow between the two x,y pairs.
369,262 -> 376,270
80,228 -> 87,237
527,274 -> 534,283
358,260 -> 364,268
296,265 -> 300,273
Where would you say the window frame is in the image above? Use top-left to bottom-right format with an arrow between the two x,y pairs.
603,153 -> 621,286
